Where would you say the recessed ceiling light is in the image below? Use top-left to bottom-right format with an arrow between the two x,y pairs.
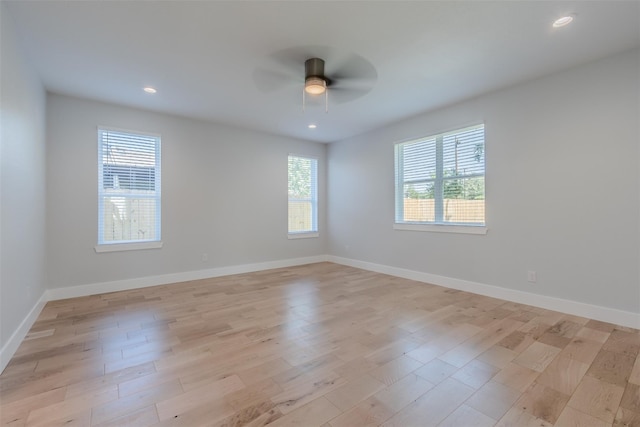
143,87 -> 157,94
553,15 -> 574,28
308,124 -> 317,129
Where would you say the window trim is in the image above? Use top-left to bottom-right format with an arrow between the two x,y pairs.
287,232 -> 319,240
393,223 -> 488,235
394,123 -> 486,233
287,154 -> 318,236
94,241 -> 163,253
96,126 -> 162,250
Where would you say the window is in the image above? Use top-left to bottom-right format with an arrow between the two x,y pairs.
288,155 -> 318,237
394,124 -> 485,232
97,128 -> 161,250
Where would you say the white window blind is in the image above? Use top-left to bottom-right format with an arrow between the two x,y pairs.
288,155 -> 318,234
395,124 -> 485,226
98,128 -> 161,245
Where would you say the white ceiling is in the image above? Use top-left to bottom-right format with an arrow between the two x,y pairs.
5,1 -> 639,143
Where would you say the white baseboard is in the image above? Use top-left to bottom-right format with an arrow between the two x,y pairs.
3,254 -> 638,375
328,255 -> 640,329
47,255 -> 329,301
0,291 -> 48,373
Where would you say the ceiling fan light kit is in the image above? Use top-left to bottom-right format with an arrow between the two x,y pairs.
304,76 -> 326,95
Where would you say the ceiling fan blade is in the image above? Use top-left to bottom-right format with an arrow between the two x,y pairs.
328,53 -> 378,82
329,86 -> 374,104
325,52 -> 377,102
330,76 -> 376,90
252,67 -> 299,92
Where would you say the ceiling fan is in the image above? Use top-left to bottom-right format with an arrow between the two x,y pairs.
253,46 -> 378,111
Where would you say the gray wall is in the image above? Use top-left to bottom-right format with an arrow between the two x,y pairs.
328,49 -> 640,314
46,94 -> 327,289
0,4 -> 48,351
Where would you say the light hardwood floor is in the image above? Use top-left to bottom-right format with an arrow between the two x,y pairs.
1,262 -> 639,426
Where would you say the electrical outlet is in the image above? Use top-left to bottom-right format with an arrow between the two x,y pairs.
201,253 -> 209,262
527,270 -> 537,283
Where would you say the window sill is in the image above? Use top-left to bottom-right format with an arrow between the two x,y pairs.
95,241 -> 163,253
393,223 -> 487,235
288,232 -> 319,240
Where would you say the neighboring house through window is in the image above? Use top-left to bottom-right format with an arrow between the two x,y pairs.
394,124 -> 486,233
288,154 -> 318,238
97,128 -> 162,251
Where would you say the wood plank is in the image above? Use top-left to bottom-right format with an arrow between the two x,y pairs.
495,406 -> 552,427
465,380 -> 521,420
413,358 -> 457,385
91,379 -> 182,425
267,397 -> 341,427
437,404 -> 496,427
555,405 -> 611,427
271,371 -> 346,414
155,375 -> 244,420
324,374 -> 385,412
567,375 -> 625,423
513,382 -> 570,425
492,361 -> 539,392
25,385 -> 117,427
450,359 -> 500,389
380,378 -> 475,426
368,355 -> 422,386
513,341 -> 561,372
535,355 -> 589,395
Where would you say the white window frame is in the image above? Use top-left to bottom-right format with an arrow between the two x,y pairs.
288,154 -> 318,239
96,127 -> 162,252
394,124 -> 487,235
